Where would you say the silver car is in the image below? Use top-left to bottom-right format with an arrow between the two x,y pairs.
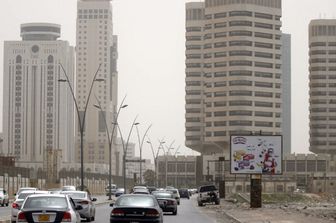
61,191 -> 96,222
17,194 -> 82,223
0,188 -> 9,206
11,190 -> 48,223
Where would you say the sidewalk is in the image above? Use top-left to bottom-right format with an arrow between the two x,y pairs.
205,199 -> 336,223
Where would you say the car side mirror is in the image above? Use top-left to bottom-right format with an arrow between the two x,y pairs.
109,203 -> 114,207
91,198 -> 97,202
75,205 -> 83,211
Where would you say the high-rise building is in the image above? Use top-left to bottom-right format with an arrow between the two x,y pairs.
3,23 -> 75,170
309,19 -> 336,155
282,33 -> 291,155
185,0 -> 282,157
76,0 -> 118,172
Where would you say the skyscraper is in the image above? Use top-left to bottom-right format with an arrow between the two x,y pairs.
76,0 -> 118,173
282,33 -> 291,155
309,19 -> 336,155
185,0 -> 282,157
3,23 -> 75,170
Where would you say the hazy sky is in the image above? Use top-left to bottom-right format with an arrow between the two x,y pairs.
1,0 -> 336,160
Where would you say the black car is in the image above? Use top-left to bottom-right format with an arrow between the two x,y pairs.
152,191 -> 177,215
110,194 -> 163,223
178,188 -> 190,199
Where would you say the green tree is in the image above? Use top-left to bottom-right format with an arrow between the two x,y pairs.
143,169 -> 155,186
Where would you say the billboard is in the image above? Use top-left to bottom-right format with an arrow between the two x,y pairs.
230,135 -> 282,175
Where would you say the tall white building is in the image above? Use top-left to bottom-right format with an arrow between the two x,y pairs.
185,0 -> 282,157
309,19 -> 336,155
3,23 -> 75,170
76,0 -> 118,171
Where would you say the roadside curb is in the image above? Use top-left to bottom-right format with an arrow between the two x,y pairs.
221,210 -> 242,223
0,220 -> 10,223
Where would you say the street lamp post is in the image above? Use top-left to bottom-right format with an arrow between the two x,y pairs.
114,118 -> 139,193
146,139 -> 165,187
164,141 -> 175,188
59,63 -> 104,191
93,95 -> 127,200
136,124 -> 152,185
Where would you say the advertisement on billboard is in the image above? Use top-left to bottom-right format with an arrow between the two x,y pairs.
230,135 -> 282,175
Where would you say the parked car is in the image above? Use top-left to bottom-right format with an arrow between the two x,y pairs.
61,191 -> 96,222
11,190 -> 48,222
110,194 -> 163,223
0,188 -> 9,207
166,188 -> 181,205
14,187 -> 37,200
197,184 -> 220,206
178,188 -> 190,199
17,193 -> 82,223
152,191 -> 177,215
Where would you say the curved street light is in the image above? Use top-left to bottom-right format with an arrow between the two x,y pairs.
59,63 -> 103,191
146,138 -> 165,187
114,117 -> 139,193
136,124 -> 152,185
93,95 -> 127,200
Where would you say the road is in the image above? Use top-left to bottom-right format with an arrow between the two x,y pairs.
0,195 -> 237,223
94,196 -> 237,223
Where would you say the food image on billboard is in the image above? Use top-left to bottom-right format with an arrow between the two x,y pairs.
230,135 -> 282,175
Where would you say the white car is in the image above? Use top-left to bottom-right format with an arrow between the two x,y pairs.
61,191 -> 96,222
17,194 -> 82,223
11,190 -> 48,222
0,188 -> 9,206
15,187 -> 37,200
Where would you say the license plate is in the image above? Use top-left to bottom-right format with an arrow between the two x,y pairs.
38,214 -> 50,222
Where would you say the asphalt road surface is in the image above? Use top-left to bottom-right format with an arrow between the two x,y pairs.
0,195 -> 237,223
94,196 -> 236,223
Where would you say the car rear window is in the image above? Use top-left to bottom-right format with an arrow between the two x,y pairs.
24,197 -> 68,209
153,193 -> 173,198
199,185 -> 217,192
18,193 -> 34,200
116,196 -> 155,207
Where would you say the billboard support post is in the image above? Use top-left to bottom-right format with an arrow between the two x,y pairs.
250,174 -> 262,208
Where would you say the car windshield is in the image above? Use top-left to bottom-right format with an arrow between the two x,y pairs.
23,197 -> 68,209
116,196 -> 155,207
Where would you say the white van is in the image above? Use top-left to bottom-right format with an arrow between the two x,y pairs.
105,184 -> 117,196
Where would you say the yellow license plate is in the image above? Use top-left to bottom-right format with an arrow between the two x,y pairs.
38,214 -> 50,221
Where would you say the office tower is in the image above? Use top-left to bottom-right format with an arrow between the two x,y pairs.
282,33 -> 291,155
185,0 -> 282,156
309,19 -> 336,155
3,23 -> 75,171
76,0 -> 118,173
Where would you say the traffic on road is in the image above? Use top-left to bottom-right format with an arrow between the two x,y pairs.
0,184 -> 231,222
